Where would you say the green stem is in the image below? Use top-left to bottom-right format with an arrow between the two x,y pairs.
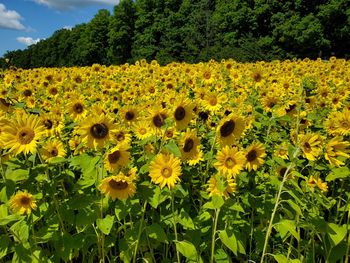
132,201 -> 147,263
210,208 -> 220,263
260,157 -> 297,263
171,193 -> 180,263
345,196 -> 350,263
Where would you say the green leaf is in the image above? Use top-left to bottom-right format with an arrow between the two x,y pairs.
286,200 -> 302,216
219,230 -> 237,256
10,220 -> 29,242
0,236 -> 10,259
145,223 -> 168,243
274,220 -> 300,241
212,195 -> 224,209
97,215 -> 114,235
327,223 -> 347,246
178,209 -> 195,230
164,141 -> 181,157
0,214 -> 22,226
326,167 -> 350,182
215,248 -> 229,263
175,240 -> 201,262
6,169 -> 29,182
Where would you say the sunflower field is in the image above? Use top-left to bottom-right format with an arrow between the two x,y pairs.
0,57 -> 350,263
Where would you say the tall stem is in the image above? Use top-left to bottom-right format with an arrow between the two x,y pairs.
210,208 -> 220,263
171,192 -> 181,263
132,201 -> 147,263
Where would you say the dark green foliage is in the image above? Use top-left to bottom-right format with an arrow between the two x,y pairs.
1,0 -> 349,68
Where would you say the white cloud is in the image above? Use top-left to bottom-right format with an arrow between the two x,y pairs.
33,0 -> 117,10
16,37 -> 41,46
63,25 -> 73,30
0,3 -> 25,30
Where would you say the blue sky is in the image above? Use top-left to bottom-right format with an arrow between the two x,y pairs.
0,0 -> 117,57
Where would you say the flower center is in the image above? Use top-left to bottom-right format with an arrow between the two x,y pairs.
50,148 -> 58,157
20,196 -> 30,206
246,150 -> 257,162
139,128 -> 146,135
209,97 -> 217,106
225,157 -> 236,168
303,142 -> 311,152
90,123 -> 109,139
279,167 -> 287,177
44,119 -> 53,129
183,138 -> 194,152
73,103 -> 84,114
125,111 -> 135,121
109,179 -> 128,190
174,106 -> 186,121
23,89 -> 32,97
108,151 -> 121,164
153,114 -> 166,128
116,132 -> 125,141
161,167 -> 172,178
220,120 -> 235,137
17,128 -> 35,145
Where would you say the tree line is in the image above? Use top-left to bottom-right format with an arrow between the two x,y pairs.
1,0 -> 349,68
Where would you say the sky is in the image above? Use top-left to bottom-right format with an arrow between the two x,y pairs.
0,0 -> 118,57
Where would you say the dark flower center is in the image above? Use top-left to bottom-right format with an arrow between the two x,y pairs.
50,149 -> 58,157
90,123 -> 109,139
153,114 -> 166,128
220,120 -> 235,137
20,196 -> 30,206
303,142 -> 311,152
108,151 -> 121,164
125,111 -> 135,121
174,106 -> 186,121
73,103 -> 84,114
246,150 -> 257,162
23,89 -> 32,97
109,179 -> 128,190
183,138 -> 194,152
44,119 -> 53,129
279,167 -> 287,177
18,128 -> 35,144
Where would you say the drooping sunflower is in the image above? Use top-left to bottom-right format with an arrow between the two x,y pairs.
148,153 -> 182,189
207,174 -> 236,199
172,98 -> 195,131
215,146 -> 246,178
40,139 -> 66,162
99,173 -> 136,201
324,137 -> 350,167
103,145 -> 131,172
76,114 -> 116,149
2,113 -> 45,155
245,142 -> 266,171
299,133 -> 323,161
217,114 -> 245,146
179,129 -> 202,163
9,191 -> 37,215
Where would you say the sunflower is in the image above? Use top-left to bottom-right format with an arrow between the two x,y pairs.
69,135 -> 86,155
172,98 -> 195,131
273,142 -> 289,160
76,114 -> 116,149
9,191 -> 37,215
217,114 -> 245,146
67,97 -> 87,121
40,139 -> 66,162
103,145 -> 131,172
324,137 -> 350,167
215,146 -> 246,178
40,113 -> 64,137
111,128 -> 132,147
245,142 -> 266,171
120,106 -> 139,125
132,120 -> 153,140
149,153 -> 182,189
2,113 -> 45,155
99,173 -> 136,201
148,108 -> 168,134
179,129 -> 202,163
207,174 -> 236,199
299,133 -> 323,161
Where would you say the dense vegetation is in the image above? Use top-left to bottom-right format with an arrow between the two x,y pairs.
1,0 -> 349,68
